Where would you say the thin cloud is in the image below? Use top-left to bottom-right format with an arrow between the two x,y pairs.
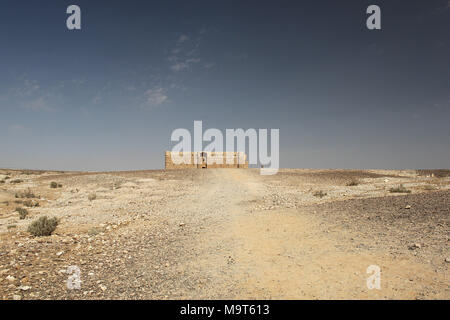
22,96 -> 55,112
11,78 -> 60,112
177,34 -> 189,44
144,87 -> 169,107
168,31 -> 210,72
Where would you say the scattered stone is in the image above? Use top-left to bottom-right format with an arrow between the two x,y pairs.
445,258 -> 450,263
13,294 -> 22,300
99,284 -> 107,291
405,205 -> 411,209
56,251 -> 64,256
18,285 -> 31,291
6,275 -> 15,282
409,243 -> 421,250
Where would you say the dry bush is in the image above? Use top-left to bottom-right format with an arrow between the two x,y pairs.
389,184 -> 411,193
346,179 -> 360,186
313,190 -> 327,198
27,216 -> 59,236
15,189 -> 37,199
10,179 -> 23,184
88,227 -> 101,236
23,199 -> 39,207
423,184 -> 438,191
16,207 -> 28,219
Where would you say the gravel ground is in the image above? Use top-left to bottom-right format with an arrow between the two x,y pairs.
0,168 -> 448,299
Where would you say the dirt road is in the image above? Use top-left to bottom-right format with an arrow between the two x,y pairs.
179,169 -> 448,299
0,168 -> 448,299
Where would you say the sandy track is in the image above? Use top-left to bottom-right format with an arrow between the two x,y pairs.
185,169 -> 448,299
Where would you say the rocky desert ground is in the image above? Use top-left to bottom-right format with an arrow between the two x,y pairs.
0,168 -> 449,300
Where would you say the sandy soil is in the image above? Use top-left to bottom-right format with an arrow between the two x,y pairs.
0,168 -> 448,299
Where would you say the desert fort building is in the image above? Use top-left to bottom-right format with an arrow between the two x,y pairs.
165,151 -> 248,169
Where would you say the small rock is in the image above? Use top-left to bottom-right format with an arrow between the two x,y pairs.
179,223 -> 185,227
18,285 -> 31,291
409,243 -> 421,250
13,294 -> 22,300
6,275 -> 15,282
56,251 -> 64,256
405,205 -> 411,209
445,258 -> 450,263
99,284 -> 107,291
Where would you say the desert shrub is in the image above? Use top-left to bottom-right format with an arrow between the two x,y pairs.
23,200 -> 32,207
50,181 -> 62,188
10,179 -> 23,184
313,190 -> 327,198
389,184 -> 411,193
23,200 -> 39,207
88,193 -> 97,201
15,189 -> 37,199
27,216 -> 59,236
0,180 -> 5,184
7,225 -> 17,230
423,184 -> 437,191
16,207 -> 28,219
88,227 -> 101,236
346,180 -> 360,186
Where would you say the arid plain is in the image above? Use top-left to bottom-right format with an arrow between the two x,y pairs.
0,168 -> 448,299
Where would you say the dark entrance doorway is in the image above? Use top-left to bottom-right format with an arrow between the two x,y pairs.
200,152 -> 207,168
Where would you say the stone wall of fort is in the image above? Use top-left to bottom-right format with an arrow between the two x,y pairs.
165,151 -> 248,169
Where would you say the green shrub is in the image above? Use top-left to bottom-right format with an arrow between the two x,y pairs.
50,182 -> 62,188
389,184 -> 411,193
16,207 -> 28,219
27,216 -> 59,236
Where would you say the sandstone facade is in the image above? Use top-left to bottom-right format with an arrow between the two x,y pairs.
165,151 -> 248,169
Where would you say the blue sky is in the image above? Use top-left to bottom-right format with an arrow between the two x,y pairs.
0,0 -> 449,170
